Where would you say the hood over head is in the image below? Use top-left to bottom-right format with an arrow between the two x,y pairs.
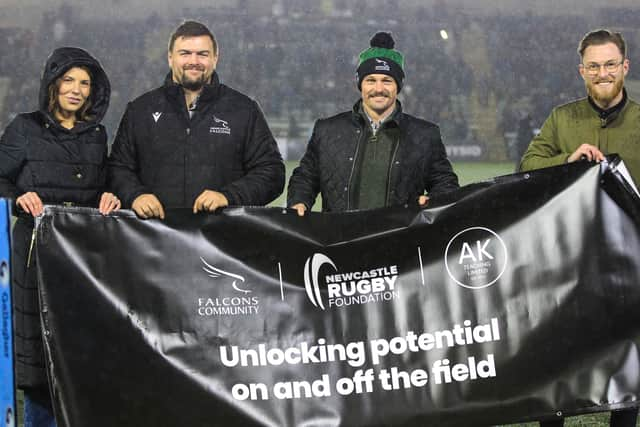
39,47 -> 111,125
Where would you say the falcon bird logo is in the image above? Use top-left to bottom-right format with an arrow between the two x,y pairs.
212,115 -> 229,128
200,257 -> 251,294
374,58 -> 390,71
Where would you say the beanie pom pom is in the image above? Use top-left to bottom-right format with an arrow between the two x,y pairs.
370,32 -> 395,49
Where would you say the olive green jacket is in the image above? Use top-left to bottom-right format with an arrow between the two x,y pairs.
519,96 -> 640,182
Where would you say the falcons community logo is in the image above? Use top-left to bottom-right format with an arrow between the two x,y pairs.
200,257 -> 251,294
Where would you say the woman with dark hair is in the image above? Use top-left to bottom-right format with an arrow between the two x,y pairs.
0,47 -> 119,426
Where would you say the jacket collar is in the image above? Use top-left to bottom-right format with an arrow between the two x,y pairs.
588,87 -> 628,128
163,71 -> 222,104
351,99 -> 403,127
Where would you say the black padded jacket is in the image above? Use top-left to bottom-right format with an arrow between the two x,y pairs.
287,100 -> 459,212
108,73 -> 284,209
0,46 -> 111,388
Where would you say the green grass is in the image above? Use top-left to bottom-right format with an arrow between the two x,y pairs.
502,413 -> 616,426
452,161 -> 517,185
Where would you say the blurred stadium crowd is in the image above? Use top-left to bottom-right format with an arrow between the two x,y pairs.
0,1 -> 638,161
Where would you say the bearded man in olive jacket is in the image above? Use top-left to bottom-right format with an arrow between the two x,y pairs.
520,29 -> 640,184
521,28 -> 640,427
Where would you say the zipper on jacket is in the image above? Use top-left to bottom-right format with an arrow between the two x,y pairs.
185,127 -> 191,207
346,126 -> 366,211
384,135 -> 401,206
26,226 -> 37,268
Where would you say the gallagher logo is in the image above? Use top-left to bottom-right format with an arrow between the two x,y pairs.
303,253 -> 399,310
198,257 -> 258,316
374,58 -> 390,72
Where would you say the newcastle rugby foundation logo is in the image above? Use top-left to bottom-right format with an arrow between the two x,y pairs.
303,253 -> 399,310
197,257 -> 259,316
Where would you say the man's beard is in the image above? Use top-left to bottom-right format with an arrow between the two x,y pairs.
179,65 -> 209,91
586,76 -> 624,108
181,76 -> 206,91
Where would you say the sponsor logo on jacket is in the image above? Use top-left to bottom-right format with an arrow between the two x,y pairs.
210,115 -> 231,135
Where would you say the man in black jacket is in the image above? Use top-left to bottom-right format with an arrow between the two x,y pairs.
109,21 -> 284,219
287,32 -> 458,214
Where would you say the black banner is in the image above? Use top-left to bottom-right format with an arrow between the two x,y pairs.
36,159 -> 640,426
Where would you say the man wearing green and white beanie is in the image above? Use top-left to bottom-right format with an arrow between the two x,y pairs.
288,32 -> 458,214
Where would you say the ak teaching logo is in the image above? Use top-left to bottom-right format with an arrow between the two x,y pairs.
303,253 -> 399,310
444,227 -> 508,289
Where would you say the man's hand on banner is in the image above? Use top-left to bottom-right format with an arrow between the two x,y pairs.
132,193 -> 165,219
193,190 -> 229,213
418,195 -> 429,207
98,192 -> 121,215
568,144 -> 605,163
291,203 -> 307,216
16,191 -> 44,216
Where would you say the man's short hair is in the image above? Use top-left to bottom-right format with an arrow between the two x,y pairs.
168,20 -> 217,55
578,29 -> 626,59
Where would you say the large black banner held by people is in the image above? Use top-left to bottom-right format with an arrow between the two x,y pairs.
36,159 -> 640,426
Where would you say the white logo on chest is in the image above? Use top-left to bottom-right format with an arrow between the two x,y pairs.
210,115 -> 231,134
